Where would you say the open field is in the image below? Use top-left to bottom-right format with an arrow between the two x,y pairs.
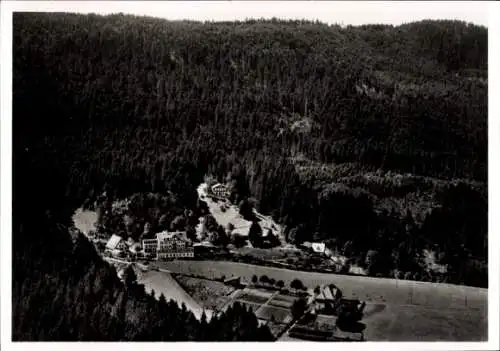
136,270 -> 212,321
222,287 -> 294,331
72,208 -> 98,235
363,303 -> 486,341
174,275 -> 236,311
160,260 -> 487,341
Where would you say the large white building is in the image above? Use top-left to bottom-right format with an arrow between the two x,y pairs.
142,231 -> 194,260
142,238 -> 158,258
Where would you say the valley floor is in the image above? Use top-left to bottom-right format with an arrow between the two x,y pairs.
159,259 -> 488,341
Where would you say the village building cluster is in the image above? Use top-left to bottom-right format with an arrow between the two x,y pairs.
309,284 -> 366,317
102,230 -> 194,261
143,231 -> 194,260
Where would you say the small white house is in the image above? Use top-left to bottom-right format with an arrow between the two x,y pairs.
105,234 -> 127,257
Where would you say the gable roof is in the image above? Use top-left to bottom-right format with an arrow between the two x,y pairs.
323,286 -> 334,300
312,242 -> 326,253
106,234 -> 124,250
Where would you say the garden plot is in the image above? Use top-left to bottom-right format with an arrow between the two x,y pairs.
296,314 -> 337,333
174,275 -> 236,311
235,288 -> 274,305
268,294 -> 297,309
255,305 -> 293,325
213,296 -> 231,312
233,301 -> 262,313
72,208 -> 98,236
237,293 -> 270,305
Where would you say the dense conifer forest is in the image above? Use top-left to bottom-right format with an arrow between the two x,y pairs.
12,12 -> 487,340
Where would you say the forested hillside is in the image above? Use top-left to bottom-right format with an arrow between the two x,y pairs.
13,12 -> 487,339
13,209 -> 273,340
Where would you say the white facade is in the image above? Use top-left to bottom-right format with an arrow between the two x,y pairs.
142,231 -> 194,260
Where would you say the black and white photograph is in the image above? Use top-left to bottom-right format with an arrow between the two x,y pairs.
1,0 -> 499,349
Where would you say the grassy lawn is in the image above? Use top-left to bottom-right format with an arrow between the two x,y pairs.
363,303 -> 487,341
232,300 -> 262,314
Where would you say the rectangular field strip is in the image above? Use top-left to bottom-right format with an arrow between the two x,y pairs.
237,292 -> 271,305
246,288 -> 275,298
268,294 -> 297,308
